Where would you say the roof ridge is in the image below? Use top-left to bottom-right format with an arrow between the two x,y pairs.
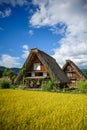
38,49 -> 56,62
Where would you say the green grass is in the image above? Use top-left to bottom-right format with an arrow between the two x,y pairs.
0,89 -> 87,130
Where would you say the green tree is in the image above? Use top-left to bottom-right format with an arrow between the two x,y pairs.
0,79 -> 10,89
0,70 -> 3,78
3,68 -> 17,84
42,80 -> 54,91
3,68 -> 10,77
21,65 -> 26,85
83,71 -> 87,78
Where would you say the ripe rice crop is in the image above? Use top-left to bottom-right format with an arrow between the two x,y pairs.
0,89 -> 87,130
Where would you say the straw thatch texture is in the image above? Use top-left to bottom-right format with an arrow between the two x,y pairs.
62,60 -> 86,79
15,48 -> 69,84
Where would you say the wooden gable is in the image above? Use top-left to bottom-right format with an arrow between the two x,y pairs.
25,52 -> 50,80
26,54 -> 46,72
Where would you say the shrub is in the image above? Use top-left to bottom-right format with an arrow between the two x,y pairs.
0,79 -> 10,89
10,84 -> 19,89
71,88 -> 79,94
19,85 -> 26,90
77,79 -> 87,94
42,80 -> 54,91
62,87 -> 70,92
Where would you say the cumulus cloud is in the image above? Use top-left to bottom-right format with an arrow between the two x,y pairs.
0,54 -> 21,68
30,0 -> 87,27
30,0 -> 87,68
49,24 -> 66,35
28,30 -> 34,36
22,44 -> 29,59
0,8 -> 11,18
0,0 -> 28,7
52,37 -> 87,68
0,45 -> 29,68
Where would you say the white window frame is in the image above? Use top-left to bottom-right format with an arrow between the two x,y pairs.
71,79 -> 76,83
34,63 -> 41,71
67,72 -> 72,77
32,72 -> 35,77
43,72 -> 47,77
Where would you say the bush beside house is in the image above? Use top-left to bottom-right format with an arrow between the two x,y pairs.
77,79 -> 87,94
0,78 -> 11,89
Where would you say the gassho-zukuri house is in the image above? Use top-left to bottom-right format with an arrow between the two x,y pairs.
15,48 -> 69,88
15,48 -> 86,89
62,60 -> 86,88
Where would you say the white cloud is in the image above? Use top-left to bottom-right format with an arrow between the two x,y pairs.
22,44 -> 29,59
22,45 -> 29,50
52,37 -> 87,69
0,0 -> 28,7
30,0 -> 87,27
0,8 -> 11,18
0,45 -> 29,68
0,54 -> 22,68
49,24 -> 66,35
30,0 -> 87,68
28,30 -> 34,36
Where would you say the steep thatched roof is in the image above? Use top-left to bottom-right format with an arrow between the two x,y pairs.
15,48 -> 69,84
62,60 -> 86,79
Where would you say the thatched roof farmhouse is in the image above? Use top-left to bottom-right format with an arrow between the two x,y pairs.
15,48 -> 69,88
62,60 -> 86,88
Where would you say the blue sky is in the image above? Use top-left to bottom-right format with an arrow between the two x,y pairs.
0,0 -> 87,69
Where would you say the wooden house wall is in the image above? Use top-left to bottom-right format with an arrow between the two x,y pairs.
25,55 -> 48,88
26,55 -> 46,72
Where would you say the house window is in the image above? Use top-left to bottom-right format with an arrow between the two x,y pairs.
71,79 -> 76,83
34,63 -> 41,70
26,72 -> 31,77
43,72 -> 47,77
39,72 -> 43,76
32,72 -> 35,77
67,72 -> 72,77
35,72 -> 43,76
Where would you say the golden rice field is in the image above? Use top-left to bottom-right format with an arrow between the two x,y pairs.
0,89 -> 87,130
